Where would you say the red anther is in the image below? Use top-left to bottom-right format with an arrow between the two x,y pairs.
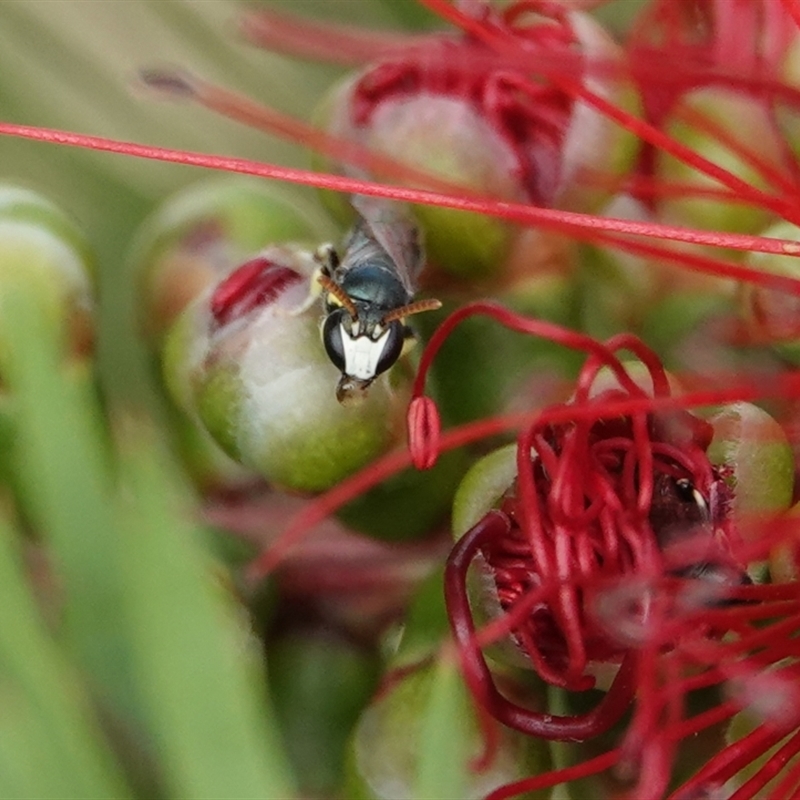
407,395 -> 441,471
210,258 -> 302,327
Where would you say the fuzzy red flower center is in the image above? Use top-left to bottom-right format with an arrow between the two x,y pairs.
478,396 -> 733,690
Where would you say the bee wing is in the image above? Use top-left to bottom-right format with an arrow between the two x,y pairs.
351,195 -> 424,294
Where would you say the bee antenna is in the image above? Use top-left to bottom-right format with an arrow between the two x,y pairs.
382,298 -> 442,325
318,273 -> 359,319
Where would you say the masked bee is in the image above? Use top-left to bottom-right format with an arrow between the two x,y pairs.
316,196 -> 441,405
649,473 -> 751,594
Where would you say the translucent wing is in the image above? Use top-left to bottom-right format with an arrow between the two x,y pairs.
350,194 -> 424,294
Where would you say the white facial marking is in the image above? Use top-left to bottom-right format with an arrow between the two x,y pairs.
340,323 -> 390,380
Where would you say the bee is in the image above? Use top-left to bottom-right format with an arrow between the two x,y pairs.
315,196 -> 441,405
649,473 -> 751,594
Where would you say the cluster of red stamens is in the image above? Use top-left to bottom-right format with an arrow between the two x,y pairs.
346,2 -> 579,204
404,303 -> 800,799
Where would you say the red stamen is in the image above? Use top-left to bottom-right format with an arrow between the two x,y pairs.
781,0 -> 800,30
444,511 -> 640,737
3,121 -> 800,273
485,749 -> 620,800
407,395 -> 441,470
239,6 -> 432,66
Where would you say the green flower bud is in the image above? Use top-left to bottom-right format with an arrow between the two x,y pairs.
134,177 -> 334,492
0,187 -> 96,517
315,8 -> 638,282
578,195 -> 661,338
707,402 -> 795,540
0,185 -> 94,368
452,444 -> 518,541
656,88 -> 783,234
740,221 -> 800,364
451,444 -> 531,672
132,176 -> 332,345
165,250 -> 409,492
343,660 -> 551,800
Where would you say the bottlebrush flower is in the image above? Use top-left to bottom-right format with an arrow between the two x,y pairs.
5,3 -> 800,798
408,303 -> 798,799
436,307 -> 745,699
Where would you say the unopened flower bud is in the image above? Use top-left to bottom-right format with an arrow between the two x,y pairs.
343,659 -> 550,800
132,176 -> 332,345
706,402 -> 795,540
656,88 -> 784,234
164,250 -> 409,492
317,4 -> 638,281
452,444 -> 518,541
134,177 -> 334,492
579,195 -> 660,338
740,221 -> 800,364
0,185 -> 94,367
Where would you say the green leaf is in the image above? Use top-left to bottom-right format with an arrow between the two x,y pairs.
0,279 -> 137,714
114,423 -> 295,799
414,657 -> 472,800
0,512 -> 130,799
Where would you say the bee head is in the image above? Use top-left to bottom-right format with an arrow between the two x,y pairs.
322,307 -> 405,391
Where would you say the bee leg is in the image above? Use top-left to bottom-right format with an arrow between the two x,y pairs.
280,243 -> 338,317
314,242 -> 340,275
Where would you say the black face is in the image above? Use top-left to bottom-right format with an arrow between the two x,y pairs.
374,320 -> 405,376
321,308 -> 406,380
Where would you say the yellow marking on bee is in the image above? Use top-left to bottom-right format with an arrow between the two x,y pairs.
318,273 -> 358,318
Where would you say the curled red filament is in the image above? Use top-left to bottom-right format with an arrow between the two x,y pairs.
444,331 -> 744,748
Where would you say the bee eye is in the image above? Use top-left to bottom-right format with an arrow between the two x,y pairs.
675,478 -> 710,519
374,321 -> 405,376
322,308 -> 347,372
